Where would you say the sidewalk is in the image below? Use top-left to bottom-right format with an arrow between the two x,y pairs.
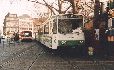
0,40 -> 35,64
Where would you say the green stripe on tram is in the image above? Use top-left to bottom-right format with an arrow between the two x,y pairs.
58,40 -> 84,46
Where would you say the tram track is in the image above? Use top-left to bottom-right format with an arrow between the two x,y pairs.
26,43 -> 114,70
1,41 -> 114,70
0,42 -> 44,70
0,43 -> 35,65
27,49 -> 44,70
26,42 -> 46,70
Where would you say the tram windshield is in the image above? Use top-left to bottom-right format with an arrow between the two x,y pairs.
58,14 -> 83,34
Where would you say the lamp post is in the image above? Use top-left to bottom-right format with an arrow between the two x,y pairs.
18,22 -> 19,34
35,25 -> 40,40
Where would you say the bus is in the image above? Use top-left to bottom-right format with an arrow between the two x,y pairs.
19,31 -> 33,41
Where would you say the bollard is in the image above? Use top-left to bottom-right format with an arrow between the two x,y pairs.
3,41 -> 4,49
88,47 -> 94,56
14,40 -> 15,46
0,38 -> 1,43
9,40 -> 10,47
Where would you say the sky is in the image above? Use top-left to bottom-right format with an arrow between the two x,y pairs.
0,0 -> 47,34
0,0 -> 109,34
0,0 -> 34,33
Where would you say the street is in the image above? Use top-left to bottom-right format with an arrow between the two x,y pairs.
0,41 -> 114,70
0,0 -> 114,70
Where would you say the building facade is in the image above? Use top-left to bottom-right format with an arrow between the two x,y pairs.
3,13 -> 43,38
3,13 -> 19,37
33,18 -> 42,39
18,14 -> 34,37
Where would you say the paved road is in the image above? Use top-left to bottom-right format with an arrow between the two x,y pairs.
0,41 -> 114,70
0,41 -> 35,70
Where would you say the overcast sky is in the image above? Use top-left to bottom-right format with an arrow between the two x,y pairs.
0,0 -> 109,34
0,0 -> 46,34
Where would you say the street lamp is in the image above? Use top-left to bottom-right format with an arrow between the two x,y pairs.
35,25 -> 40,39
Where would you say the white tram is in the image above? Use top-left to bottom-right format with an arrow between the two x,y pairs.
36,14 -> 85,49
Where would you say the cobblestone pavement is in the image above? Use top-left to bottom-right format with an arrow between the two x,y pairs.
29,46 -> 114,70
0,41 -> 35,70
0,42 -> 114,70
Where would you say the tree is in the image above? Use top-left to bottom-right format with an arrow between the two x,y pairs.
28,0 -> 72,15
28,0 -> 95,20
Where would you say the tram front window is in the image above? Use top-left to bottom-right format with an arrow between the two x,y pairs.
58,19 -> 72,34
58,19 -> 83,34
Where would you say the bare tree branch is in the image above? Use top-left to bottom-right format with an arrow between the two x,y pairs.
64,5 -> 72,13
85,2 -> 94,10
36,1 -> 59,12
58,0 -> 62,13
29,0 -> 87,14
35,0 -> 56,15
36,1 -> 45,5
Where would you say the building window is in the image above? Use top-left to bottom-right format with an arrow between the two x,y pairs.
29,28 -> 32,30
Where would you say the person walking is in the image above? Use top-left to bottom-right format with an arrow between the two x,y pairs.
14,33 -> 19,43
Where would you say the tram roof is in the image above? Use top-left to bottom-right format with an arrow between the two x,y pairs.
50,14 -> 83,18
39,14 -> 83,27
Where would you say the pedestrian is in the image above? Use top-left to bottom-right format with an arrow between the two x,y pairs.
11,33 -> 15,42
14,33 -> 19,43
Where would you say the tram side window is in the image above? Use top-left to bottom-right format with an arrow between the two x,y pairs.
44,24 -> 49,34
53,19 -> 57,34
50,21 -> 53,33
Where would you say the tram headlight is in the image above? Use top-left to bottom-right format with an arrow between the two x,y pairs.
80,41 -> 83,43
61,41 -> 66,44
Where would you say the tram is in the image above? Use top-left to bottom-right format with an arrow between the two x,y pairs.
36,14 -> 85,49
19,31 -> 33,41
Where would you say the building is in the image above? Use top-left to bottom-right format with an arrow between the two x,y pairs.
3,13 -> 19,37
33,17 -> 48,38
18,14 -> 34,37
3,13 -> 45,38
33,18 -> 42,39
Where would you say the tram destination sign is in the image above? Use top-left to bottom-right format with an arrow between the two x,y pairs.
58,14 -> 83,19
